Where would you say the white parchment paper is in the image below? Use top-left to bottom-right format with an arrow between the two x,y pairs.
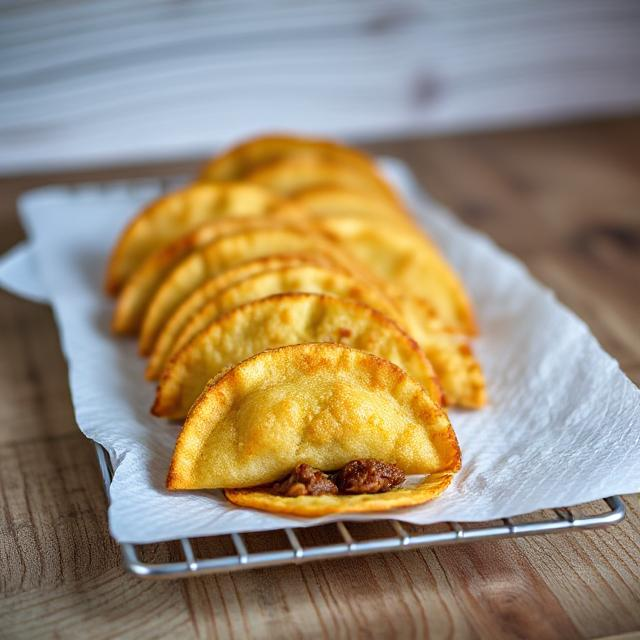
1,160 -> 638,543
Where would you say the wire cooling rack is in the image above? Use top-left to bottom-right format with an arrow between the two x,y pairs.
95,444 -> 626,580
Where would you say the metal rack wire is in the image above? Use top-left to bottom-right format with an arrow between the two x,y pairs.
95,444 -> 626,580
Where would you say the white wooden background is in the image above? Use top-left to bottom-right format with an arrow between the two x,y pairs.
1,0 -> 640,175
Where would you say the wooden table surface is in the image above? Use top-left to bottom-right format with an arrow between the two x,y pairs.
1,116 -> 639,640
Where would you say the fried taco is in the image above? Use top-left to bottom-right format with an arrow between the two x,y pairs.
167,343 -> 460,516
152,293 -> 442,419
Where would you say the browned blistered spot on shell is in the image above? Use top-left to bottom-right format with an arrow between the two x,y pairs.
458,343 -> 472,356
337,327 -> 352,339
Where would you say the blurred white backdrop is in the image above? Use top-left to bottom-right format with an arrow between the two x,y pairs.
2,0 -> 640,174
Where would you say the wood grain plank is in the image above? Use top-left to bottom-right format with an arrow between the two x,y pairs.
0,435 -> 199,640
520,501 -> 640,637
0,296 -> 76,444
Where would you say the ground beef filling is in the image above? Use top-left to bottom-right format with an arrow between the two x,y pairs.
334,459 -> 406,494
268,460 -> 405,497
271,464 -> 338,497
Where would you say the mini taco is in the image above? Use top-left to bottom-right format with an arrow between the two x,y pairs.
167,343 -> 460,516
153,293 -> 442,419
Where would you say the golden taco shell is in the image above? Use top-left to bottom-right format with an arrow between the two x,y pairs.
153,293 -> 442,419
167,343 -> 460,491
199,133 -> 381,183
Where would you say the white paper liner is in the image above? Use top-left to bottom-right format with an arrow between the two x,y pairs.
1,159 -> 638,543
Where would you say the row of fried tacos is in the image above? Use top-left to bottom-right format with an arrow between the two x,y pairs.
105,134 -> 484,516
